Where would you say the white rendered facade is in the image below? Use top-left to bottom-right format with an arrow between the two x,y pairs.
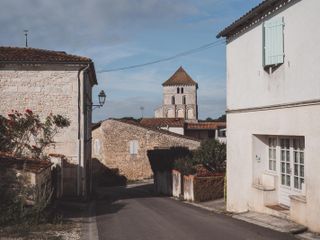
223,0 -> 320,232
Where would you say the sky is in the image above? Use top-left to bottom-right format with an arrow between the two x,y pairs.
0,0 -> 262,122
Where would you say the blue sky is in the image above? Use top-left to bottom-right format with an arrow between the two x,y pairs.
0,0 -> 262,121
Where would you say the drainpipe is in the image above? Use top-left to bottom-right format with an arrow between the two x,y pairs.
77,64 -> 90,197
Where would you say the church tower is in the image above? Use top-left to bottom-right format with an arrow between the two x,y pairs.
155,67 -> 198,122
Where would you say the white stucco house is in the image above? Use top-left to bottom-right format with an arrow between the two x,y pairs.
0,47 -> 97,198
217,0 -> 320,232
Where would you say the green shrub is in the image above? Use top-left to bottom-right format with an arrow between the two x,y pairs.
193,139 -> 226,173
0,169 -> 53,226
173,155 -> 197,176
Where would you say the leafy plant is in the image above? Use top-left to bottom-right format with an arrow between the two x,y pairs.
173,155 -> 197,176
0,109 -> 70,159
193,139 -> 226,173
0,169 -> 53,226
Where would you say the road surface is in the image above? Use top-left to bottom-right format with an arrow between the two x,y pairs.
95,183 -> 297,240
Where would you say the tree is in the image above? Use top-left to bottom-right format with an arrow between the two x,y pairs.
0,109 -> 70,159
193,139 -> 226,173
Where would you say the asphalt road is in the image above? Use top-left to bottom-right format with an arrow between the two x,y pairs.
95,183 -> 297,240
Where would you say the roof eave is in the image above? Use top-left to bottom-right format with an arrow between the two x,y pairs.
0,60 -> 98,85
217,0 -> 287,39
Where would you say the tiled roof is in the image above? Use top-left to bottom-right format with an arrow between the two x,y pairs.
115,119 -> 200,142
0,47 -> 92,63
0,46 -> 98,84
0,152 -> 53,174
140,118 -> 185,128
162,66 -> 197,87
186,122 -> 226,130
217,0 -> 294,38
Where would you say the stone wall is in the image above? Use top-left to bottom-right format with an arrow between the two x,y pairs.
92,120 -> 200,180
0,65 -> 84,163
0,64 -> 94,197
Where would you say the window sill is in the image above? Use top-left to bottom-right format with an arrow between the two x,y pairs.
264,170 -> 277,177
289,195 -> 306,204
252,183 -> 275,191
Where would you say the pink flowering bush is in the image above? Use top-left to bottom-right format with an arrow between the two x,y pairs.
0,109 -> 70,159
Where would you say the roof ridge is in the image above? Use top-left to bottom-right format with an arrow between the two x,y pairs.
0,46 -> 92,63
111,119 -> 200,142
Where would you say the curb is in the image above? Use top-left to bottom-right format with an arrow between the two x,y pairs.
80,200 -> 99,240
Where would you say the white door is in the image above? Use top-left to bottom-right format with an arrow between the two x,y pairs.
279,137 -> 305,207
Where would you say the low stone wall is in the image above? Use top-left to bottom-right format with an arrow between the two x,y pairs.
172,170 -> 182,198
183,175 -> 195,201
183,175 -> 224,202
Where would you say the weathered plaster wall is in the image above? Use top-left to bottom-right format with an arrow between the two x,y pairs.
227,106 -> 320,232
92,120 -> 200,180
227,0 -> 320,110
226,0 -> 320,232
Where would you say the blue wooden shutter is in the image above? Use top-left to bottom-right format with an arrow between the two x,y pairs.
263,17 -> 284,66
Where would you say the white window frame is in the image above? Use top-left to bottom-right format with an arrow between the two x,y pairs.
94,139 -> 101,155
268,137 -> 277,172
267,136 -> 305,191
129,140 -> 139,155
293,138 -> 305,190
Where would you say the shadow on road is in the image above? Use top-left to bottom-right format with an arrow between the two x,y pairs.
93,183 -> 160,217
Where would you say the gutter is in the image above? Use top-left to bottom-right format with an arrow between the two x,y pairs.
77,64 -> 90,197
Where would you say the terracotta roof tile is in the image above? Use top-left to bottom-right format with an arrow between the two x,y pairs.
162,66 -> 197,87
0,152 -> 53,173
115,119 -> 200,142
0,46 -> 92,63
186,122 -> 226,130
140,118 -> 185,128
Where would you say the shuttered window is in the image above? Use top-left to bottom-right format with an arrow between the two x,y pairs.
263,17 -> 284,67
129,140 -> 139,155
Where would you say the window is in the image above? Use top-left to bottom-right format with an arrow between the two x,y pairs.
268,137 -> 277,171
129,140 -> 139,155
266,136 -> 305,191
280,138 -> 290,187
182,95 -> 186,104
263,17 -> 284,67
218,129 -> 226,138
94,139 -> 101,155
181,87 -> 184,94
293,138 -> 304,190
177,88 -> 180,94
171,96 -> 175,105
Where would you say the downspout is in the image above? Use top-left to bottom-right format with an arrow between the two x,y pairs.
77,64 -> 90,197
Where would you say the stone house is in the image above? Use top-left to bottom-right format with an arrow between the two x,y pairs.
92,119 -> 200,180
140,118 -> 185,135
184,122 -> 226,143
218,0 -> 320,232
155,67 -> 198,122
0,47 -> 97,198
140,118 -> 226,142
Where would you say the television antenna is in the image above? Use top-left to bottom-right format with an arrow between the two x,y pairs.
23,30 -> 29,47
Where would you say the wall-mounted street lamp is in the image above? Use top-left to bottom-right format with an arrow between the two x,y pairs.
90,90 -> 106,110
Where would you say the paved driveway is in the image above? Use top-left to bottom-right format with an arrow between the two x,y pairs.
95,183 -> 297,240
